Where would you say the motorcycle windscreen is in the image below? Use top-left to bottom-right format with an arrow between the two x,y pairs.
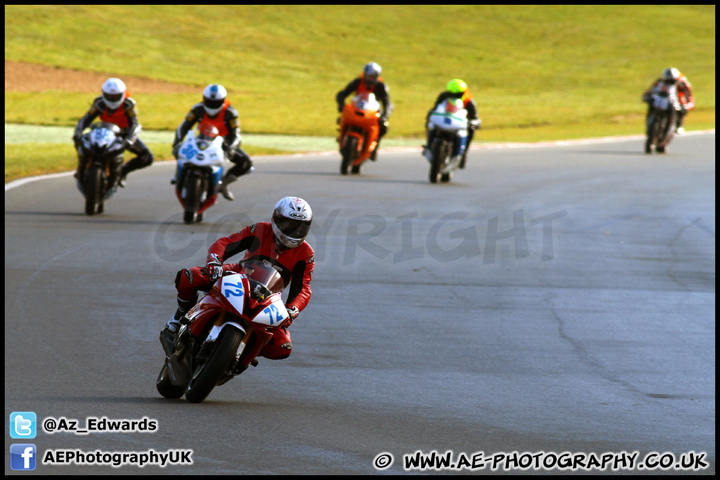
242,260 -> 285,294
251,298 -> 289,327
220,273 -> 247,315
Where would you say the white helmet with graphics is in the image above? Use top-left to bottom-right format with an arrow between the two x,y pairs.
271,197 -> 313,249
661,67 -> 680,85
203,84 -> 228,116
102,78 -> 127,110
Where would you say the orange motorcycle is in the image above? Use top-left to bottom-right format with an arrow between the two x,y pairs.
338,92 -> 380,175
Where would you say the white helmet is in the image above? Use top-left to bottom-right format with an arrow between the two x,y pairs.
203,84 -> 228,116
362,62 -> 382,86
661,67 -> 680,85
101,78 -> 127,110
271,197 -> 313,249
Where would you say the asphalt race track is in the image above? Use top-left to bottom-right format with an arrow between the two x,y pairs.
5,133 -> 715,474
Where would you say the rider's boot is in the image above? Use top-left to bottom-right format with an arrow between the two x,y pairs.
160,311 -> 189,357
219,173 -> 237,201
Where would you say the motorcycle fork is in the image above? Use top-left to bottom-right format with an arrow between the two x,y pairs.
230,328 -> 255,375
235,327 -> 273,372
106,157 -> 122,187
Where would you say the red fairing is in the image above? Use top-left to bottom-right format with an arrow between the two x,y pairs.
187,285 -> 234,337
175,189 -> 218,213
197,193 -> 218,214
186,277 -> 290,362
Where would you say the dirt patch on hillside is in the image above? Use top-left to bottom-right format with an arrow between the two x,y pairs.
5,60 -> 200,94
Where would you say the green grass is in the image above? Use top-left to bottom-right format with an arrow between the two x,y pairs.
4,5 -> 716,181
4,143 -> 291,183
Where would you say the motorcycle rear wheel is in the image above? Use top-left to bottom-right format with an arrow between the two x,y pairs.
84,165 -> 104,215
185,328 -> 244,403
156,363 -> 186,399
340,136 -> 358,175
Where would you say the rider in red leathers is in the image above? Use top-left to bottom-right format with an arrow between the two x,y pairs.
642,67 -> 695,134
162,197 -> 314,360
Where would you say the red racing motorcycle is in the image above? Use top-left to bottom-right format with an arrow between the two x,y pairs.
156,260 -> 292,403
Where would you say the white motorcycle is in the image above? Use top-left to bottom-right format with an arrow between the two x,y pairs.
426,98 -> 473,183
175,123 -> 226,224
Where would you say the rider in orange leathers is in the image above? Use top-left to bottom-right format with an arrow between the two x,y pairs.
642,67 -> 695,134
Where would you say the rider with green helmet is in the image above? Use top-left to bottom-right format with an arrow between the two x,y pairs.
423,79 -> 480,168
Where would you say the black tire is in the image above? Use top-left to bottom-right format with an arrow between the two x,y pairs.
646,112 -> 659,154
429,138 -> 449,184
156,364 -> 186,399
459,154 -> 467,170
340,136 -> 358,175
84,165 -> 103,215
183,174 -> 202,224
185,328 -> 244,403
656,116 -> 667,147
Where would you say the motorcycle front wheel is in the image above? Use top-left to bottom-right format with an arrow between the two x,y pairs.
183,174 -> 203,224
430,139 -> 450,184
340,136 -> 358,175
84,165 -> 104,215
185,328 -> 244,403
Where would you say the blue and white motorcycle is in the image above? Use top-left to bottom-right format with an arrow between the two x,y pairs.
174,122 -> 225,224
425,98 -> 472,183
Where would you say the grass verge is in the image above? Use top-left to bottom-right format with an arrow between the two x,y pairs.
4,143 -> 292,184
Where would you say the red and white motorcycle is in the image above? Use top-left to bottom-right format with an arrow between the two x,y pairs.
174,122 -> 225,224
156,260 -> 291,403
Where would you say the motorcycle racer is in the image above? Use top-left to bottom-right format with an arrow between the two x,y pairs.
423,79 -> 480,168
162,196 -> 314,361
336,62 -> 393,161
72,78 -> 154,189
172,84 -> 253,201
642,68 -> 695,134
